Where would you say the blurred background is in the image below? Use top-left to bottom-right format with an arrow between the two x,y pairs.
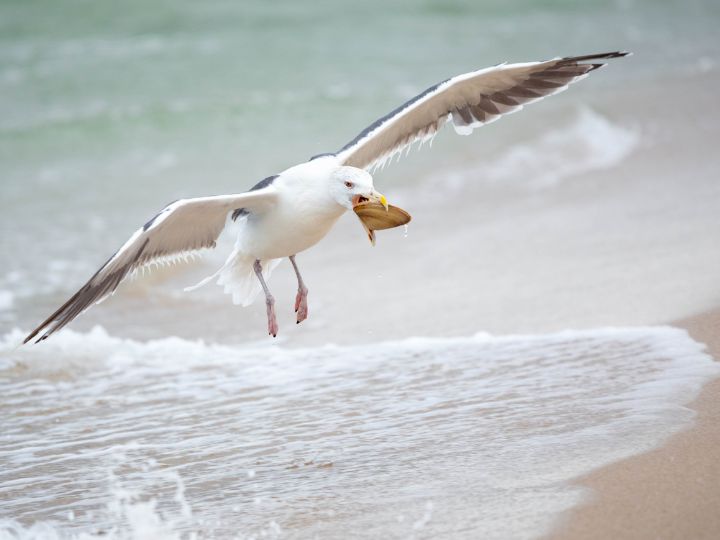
1,0 -> 719,344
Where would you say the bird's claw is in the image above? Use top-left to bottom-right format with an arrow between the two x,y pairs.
295,287 -> 308,324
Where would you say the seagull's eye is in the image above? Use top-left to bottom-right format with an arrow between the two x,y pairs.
344,181 -> 354,189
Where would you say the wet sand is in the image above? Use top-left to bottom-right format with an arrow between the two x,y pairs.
548,308 -> 720,540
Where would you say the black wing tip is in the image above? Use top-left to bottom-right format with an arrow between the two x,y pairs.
22,296 -> 77,345
21,239 -> 150,346
564,51 -> 632,62
24,311 -> 63,344
23,326 -> 51,345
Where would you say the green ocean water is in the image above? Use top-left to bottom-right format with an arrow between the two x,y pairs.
2,0 -> 717,197
0,0 -> 717,330
1,0 -> 718,329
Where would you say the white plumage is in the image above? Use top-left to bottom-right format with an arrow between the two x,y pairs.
25,51 -> 629,343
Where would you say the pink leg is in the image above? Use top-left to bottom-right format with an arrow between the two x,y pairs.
289,255 -> 309,324
253,260 -> 278,337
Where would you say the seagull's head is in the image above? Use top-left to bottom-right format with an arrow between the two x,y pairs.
329,166 -> 387,212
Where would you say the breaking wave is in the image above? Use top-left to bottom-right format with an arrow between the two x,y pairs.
1,325 -> 717,539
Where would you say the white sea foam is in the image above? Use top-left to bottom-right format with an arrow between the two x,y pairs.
492,108 -> 639,186
437,108 -> 640,192
1,325 -> 717,539
0,459 -> 194,540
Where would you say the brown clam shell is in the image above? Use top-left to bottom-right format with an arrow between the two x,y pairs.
352,202 -> 412,245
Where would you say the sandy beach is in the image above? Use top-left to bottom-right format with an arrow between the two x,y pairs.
549,309 -> 720,540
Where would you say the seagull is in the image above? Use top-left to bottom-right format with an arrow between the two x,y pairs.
24,51 -> 629,344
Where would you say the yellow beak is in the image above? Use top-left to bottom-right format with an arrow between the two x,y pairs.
351,191 -> 388,211
374,192 -> 389,212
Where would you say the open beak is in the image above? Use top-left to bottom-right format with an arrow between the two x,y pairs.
352,191 -> 388,212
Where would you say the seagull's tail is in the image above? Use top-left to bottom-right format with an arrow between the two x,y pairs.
185,248 -> 281,307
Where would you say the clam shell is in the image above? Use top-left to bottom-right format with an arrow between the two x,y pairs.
353,202 -> 412,230
353,202 -> 412,245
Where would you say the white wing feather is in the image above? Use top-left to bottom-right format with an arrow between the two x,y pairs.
336,52 -> 630,171
25,188 -> 277,343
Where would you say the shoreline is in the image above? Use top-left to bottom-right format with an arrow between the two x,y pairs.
547,308 -> 720,540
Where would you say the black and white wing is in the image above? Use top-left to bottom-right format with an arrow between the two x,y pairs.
335,52 -> 630,171
24,187 -> 277,344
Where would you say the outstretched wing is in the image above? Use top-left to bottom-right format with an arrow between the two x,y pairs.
24,188 -> 277,344
336,52 -> 630,171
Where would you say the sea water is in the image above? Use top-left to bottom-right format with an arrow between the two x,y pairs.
0,327 -> 717,539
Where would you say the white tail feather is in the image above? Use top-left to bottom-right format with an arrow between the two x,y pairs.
185,248 -> 281,307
